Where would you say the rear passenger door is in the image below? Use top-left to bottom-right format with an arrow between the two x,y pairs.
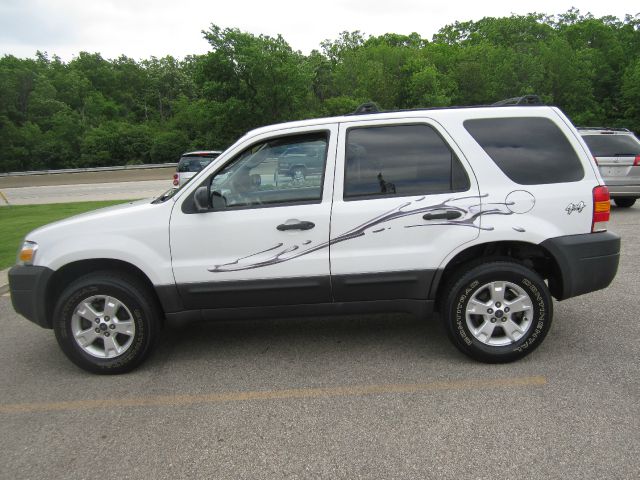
330,119 -> 481,302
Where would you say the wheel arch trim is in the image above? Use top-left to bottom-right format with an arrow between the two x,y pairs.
429,240 -> 564,301
44,258 -> 172,328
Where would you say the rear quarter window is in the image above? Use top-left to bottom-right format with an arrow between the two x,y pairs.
464,117 -> 584,185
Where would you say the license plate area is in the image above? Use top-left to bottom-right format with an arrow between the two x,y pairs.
600,166 -> 630,177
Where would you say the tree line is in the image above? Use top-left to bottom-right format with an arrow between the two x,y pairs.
1,9 -> 639,173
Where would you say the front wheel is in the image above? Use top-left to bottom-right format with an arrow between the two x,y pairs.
53,271 -> 161,374
442,261 -> 553,363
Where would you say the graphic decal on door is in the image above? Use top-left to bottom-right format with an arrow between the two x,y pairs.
208,190 -> 535,272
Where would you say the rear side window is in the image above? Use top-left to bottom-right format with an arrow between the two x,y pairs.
344,124 -> 470,199
464,117 -> 584,185
581,134 -> 640,157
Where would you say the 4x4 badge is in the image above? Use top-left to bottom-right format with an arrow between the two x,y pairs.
565,201 -> 586,214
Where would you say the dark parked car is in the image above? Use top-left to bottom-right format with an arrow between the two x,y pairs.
276,142 -> 326,181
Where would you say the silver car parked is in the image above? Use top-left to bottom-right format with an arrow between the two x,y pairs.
173,151 -> 222,187
579,127 -> 640,208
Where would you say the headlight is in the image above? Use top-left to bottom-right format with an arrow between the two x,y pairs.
17,241 -> 38,266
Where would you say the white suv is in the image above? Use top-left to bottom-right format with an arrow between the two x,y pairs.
9,104 -> 620,373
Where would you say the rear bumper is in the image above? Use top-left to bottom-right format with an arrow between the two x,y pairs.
8,266 -> 54,328
541,232 -> 620,300
606,184 -> 640,197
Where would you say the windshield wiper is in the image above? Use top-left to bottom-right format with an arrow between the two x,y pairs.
152,188 -> 177,204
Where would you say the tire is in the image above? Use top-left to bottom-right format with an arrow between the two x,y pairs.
442,261 -> 553,363
613,197 -> 636,208
53,271 -> 161,374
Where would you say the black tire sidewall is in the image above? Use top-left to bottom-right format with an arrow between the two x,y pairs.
613,197 -> 636,208
445,262 -> 552,362
53,275 -> 157,374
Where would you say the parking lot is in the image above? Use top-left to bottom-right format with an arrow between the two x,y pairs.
0,205 -> 638,479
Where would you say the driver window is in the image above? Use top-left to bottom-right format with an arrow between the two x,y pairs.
209,132 -> 328,209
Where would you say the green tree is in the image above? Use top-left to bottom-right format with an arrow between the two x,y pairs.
80,121 -> 152,167
2,11 -> 640,173
621,59 -> 640,131
150,130 -> 189,163
199,25 -> 314,129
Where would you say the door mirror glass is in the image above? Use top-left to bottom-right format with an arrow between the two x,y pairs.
210,190 -> 227,210
193,186 -> 210,212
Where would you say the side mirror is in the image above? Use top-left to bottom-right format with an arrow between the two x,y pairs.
194,186 -> 210,212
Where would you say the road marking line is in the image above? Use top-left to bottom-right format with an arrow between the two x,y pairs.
0,376 -> 546,414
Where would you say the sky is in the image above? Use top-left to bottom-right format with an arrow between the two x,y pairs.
1,0 -> 639,61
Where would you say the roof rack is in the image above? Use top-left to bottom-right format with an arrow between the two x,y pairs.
576,126 -> 631,133
492,95 -> 544,106
342,96 -> 546,117
349,102 -> 382,115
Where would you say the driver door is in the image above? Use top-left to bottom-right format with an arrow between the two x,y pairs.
169,125 -> 337,310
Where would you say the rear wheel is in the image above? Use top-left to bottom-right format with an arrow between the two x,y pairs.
53,271 -> 161,374
613,197 -> 636,208
443,261 -> 552,363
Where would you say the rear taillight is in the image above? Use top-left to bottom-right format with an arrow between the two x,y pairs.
592,185 -> 610,232
173,173 -> 179,186
634,155 -> 640,166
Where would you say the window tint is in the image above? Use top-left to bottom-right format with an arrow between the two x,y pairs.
581,134 -> 640,157
209,133 -> 328,209
464,117 -> 584,185
344,124 -> 470,199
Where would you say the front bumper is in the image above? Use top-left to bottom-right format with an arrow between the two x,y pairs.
541,231 -> 620,300
8,266 -> 54,328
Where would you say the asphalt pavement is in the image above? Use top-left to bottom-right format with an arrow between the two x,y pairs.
0,205 -> 638,479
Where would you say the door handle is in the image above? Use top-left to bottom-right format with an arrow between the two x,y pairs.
422,211 -> 462,221
277,220 -> 316,231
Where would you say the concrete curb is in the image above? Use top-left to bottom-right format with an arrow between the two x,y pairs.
0,163 -> 177,178
0,268 -> 8,296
